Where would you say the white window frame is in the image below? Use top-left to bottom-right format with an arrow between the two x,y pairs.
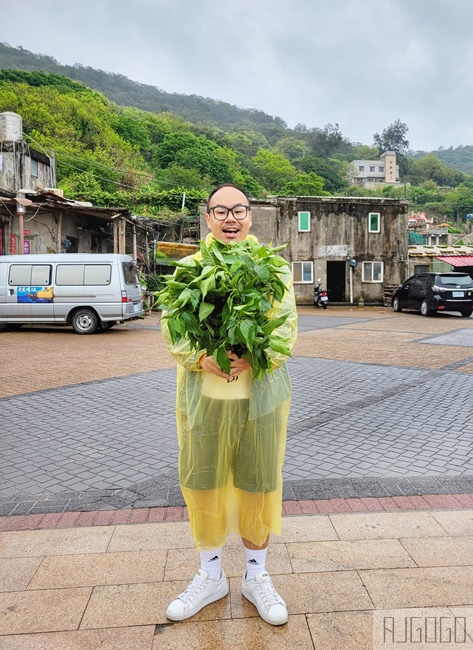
362,261 -> 384,283
298,211 -> 311,232
292,261 -> 313,284
368,212 -> 381,233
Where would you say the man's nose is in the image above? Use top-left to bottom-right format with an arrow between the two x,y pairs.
223,211 -> 238,222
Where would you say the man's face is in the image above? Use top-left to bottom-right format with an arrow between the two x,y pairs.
205,186 -> 252,243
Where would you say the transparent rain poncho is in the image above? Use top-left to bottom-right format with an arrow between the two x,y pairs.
161,236 -> 298,549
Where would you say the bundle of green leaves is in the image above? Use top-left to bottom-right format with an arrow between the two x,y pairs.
157,237 -> 292,380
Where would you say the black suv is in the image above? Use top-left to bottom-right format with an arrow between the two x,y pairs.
392,272 -> 473,317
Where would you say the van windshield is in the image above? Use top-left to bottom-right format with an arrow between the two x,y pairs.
436,275 -> 473,287
122,262 -> 139,285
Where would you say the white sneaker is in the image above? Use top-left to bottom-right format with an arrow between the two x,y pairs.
166,568 -> 229,621
241,570 -> 288,625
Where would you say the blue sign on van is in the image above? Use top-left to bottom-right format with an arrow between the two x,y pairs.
17,286 -> 54,303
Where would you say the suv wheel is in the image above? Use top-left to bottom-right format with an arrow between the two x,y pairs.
461,309 -> 472,318
392,296 -> 402,312
420,300 -> 432,317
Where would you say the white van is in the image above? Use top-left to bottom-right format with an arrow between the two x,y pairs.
0,253 -> 144,334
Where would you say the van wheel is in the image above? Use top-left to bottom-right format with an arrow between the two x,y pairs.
71,309 -> 98,334
461,309 -> 472,317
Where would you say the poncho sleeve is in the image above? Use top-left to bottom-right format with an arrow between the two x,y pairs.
265,265 -> 298,369
161,313 -> 206,372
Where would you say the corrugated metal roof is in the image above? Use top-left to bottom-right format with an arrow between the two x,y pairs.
435,256 -> 473,267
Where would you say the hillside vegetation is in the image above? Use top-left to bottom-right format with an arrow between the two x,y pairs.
1,55 -> 473,223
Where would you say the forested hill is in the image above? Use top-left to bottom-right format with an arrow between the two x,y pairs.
412,146 -> 473,176
0,42 -> 284,131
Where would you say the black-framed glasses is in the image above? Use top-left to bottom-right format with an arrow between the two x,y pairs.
209,204 -> 250,221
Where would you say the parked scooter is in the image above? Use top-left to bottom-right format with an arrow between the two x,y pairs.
313,279 -> 329,309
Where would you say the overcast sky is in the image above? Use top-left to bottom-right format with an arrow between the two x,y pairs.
2,0 -> 472,151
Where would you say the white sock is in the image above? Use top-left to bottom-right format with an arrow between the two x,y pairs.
244,547 -> 267,581
199,548 -> 222,581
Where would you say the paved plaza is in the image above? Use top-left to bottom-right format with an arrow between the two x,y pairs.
1,308 -> 473,648
1,309 -> 473,514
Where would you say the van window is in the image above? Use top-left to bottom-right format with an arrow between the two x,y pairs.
56,265 -> 84,285
56,264 -> 112,286
9,264 -> 51,286
84,265 -> 111,285
122,262 -> 138,285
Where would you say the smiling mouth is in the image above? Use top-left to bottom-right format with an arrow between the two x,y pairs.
222,226 -> 240,234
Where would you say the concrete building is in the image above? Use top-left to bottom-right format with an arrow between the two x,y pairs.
348,151 -> 400,189
201,196 -> 409,305
0,112 -> 56,194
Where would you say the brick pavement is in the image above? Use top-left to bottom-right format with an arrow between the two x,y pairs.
1,309 -> 473,518
2,309 -> 473,647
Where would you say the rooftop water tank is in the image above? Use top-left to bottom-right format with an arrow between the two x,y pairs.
0,112 -> 23,142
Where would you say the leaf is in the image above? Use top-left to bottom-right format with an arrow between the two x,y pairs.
199,241 -> 214,266
199,302 -> 215,322
200,274 -> 216,299
255,265 -> 270,281
238,319 -> 257,350
214,345 -> 231,374
261,315 -> 289,335
268,336 -> 291,356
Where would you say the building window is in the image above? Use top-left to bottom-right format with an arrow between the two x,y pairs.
292,261 -> 313,284
370,166 -> 375,172
414,265 -> 429,274
298,211 -> 311,232
379,166 -> 384,172
368,212 -> 381,233
362,261 -> 384,282
358,166 -> 364,172
31,159 -> 38,178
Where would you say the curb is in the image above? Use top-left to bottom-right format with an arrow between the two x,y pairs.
1,494 -> 472,532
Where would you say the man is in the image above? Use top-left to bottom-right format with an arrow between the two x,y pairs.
161,184 -> 297,626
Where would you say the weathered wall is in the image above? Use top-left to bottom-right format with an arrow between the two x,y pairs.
3,210 -> 112,255
0,142 -> 52,193
200,197 -> 409,304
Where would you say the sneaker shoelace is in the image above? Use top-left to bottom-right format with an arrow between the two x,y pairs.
179,577 -> 205,604
257,579 -> 283,607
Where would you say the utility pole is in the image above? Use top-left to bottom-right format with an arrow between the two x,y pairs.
15,191 -> 29,255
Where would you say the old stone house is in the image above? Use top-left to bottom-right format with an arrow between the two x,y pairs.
201,196 -> 409,304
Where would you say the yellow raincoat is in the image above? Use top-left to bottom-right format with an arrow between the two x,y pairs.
161,235 -> 298,549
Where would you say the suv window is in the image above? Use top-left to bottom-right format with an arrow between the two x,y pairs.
435,275 -> 473,287
412,275 -> 427,287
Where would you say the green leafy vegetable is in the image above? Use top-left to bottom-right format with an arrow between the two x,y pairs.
157,237 -> 292,380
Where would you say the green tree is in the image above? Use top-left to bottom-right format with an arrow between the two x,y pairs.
373,119 -> 409,156
294,156 -> 348,193
279,172 -> 330,196
373,119 -> 409,175
274,137 -> 310,161
251,149 -> 296,191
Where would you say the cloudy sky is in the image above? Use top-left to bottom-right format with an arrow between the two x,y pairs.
2,0 -> 472,151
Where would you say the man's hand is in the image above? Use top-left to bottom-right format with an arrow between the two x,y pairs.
199,351 -> 252,381
227,351 -> 251,378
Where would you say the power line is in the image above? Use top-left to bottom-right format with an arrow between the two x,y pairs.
23,132 -> 203,191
